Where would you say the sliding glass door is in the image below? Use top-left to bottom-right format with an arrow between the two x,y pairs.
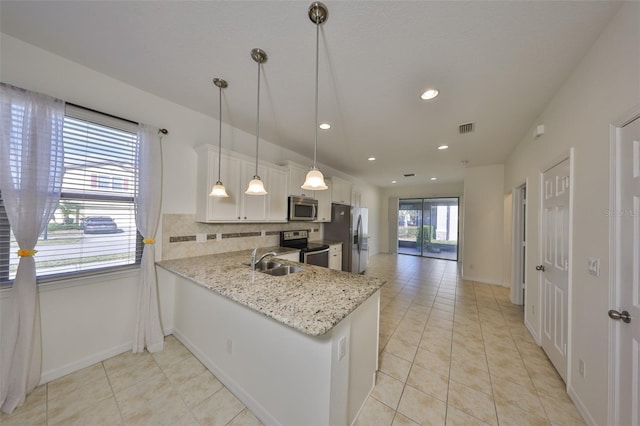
397,197 -> 459,260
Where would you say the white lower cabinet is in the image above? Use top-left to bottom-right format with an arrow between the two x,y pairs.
196,146 -> 289,223
328,243 -> 343,271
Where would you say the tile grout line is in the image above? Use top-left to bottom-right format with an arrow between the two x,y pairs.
101,360 -> 125,425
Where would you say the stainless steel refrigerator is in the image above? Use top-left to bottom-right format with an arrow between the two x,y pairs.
323,203 -> 368,274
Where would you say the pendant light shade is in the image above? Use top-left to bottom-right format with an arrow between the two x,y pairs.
209,182 -> 229,197
246,177 -> 267,194
302,168 -> 328,190
302,1 -> 329,191
246,48 -> 268,196
209,78 -> 229,197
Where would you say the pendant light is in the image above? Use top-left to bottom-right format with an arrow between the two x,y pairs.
245,48 -> 268,195
209,78 -> 229,197
301,1 -> 329,191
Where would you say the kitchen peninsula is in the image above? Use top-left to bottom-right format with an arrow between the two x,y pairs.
156,248 -> 385,426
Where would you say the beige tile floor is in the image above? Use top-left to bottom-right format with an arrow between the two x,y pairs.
0,254 -> 584,426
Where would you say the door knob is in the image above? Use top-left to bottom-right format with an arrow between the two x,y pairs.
535,265 -> 545,272
608,309 -> 632,323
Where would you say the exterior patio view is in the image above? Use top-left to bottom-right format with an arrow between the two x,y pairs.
397,198 -> 459,260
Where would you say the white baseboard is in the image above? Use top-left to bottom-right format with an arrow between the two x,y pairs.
461,275 -> 504,286
39,326 -> 175,385
172,328 -> 280,426
39,342 -> 131,385
524,319 -> 539,345
568,385 -> 596,425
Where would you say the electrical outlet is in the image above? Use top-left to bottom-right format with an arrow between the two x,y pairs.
216,232 -> 222,241
579,359 -> 586,378
196,233 -> 207,243
261,230 -> 266,237
531,304 -> 535,316
226,339 -> 233,355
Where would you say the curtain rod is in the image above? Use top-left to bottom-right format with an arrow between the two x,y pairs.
67,102 -> 168,135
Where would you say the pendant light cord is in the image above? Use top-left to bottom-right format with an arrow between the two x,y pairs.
255,59 -> 261,177
218,85 -> 223,182
313,16 -> 320,170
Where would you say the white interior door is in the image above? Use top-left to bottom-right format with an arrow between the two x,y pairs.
540,158 -> 570,381
613,115 -> 640,425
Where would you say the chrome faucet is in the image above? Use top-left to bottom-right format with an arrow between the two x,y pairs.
250,248 -> 277,271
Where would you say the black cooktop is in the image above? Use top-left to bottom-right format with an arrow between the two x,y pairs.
280,230 -> 329,253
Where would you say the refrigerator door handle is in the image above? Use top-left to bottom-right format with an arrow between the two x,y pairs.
356,214 -> 362,254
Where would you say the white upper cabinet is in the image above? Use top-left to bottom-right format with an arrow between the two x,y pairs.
313,178 -> 332,222
196,146 -> 289,223
331,176 -> 352,206
240,161 -> 268,221
196,149 -> 241,222
285,162 -> 332,222
288,163 -> 311,198
267,167 -> 289,222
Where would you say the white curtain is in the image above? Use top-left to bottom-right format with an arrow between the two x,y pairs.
132,124 -> 164,353
0,84 -> 65,414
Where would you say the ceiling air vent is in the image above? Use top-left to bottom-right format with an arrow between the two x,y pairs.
459,122 -> 474,134
403,173 -> 415,177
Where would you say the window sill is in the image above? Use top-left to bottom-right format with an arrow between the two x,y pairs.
0,265 -> 140,297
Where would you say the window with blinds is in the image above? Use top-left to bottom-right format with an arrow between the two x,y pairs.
0,104 -> 143,286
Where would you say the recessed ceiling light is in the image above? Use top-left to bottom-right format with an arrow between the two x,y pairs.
430,177 -> 437,181
438,145 -> 449,150
319,123 -> 331,130
368,157 -> 376,161
420,88 -> 439,100
391,180 -> 397,184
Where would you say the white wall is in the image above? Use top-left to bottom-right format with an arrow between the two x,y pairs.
462,165 -> 505,285
503,2 -> 639,424
379,183 -> 464,254
0,32 -> 380,382
503,193 -> 513,288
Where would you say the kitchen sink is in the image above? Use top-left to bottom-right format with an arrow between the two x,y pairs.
255,261 -> 282,271
261,265 -> 303,276
243,261 -> 283,271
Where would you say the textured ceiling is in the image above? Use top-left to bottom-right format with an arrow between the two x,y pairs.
0,1 -> 621,187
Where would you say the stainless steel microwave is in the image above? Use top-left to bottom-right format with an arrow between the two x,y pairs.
288,196 -> 318,221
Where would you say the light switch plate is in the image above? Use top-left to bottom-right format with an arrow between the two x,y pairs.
587,258 -> 600,277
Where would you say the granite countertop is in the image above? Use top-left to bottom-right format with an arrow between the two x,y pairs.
310,239 -> 343,246
156,247 -> 385,337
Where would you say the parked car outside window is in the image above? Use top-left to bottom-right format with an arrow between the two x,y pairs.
83,216 -> 118,234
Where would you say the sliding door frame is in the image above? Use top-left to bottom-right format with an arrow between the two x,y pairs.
397,197 -> 460,261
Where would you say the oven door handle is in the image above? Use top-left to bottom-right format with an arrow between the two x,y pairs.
306,247 -> 330,256
304,247 -> 330,262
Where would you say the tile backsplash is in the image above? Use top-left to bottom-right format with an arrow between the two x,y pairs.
161,214 -> 320,260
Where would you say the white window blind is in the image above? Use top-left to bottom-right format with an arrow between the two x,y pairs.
0,104 -> 143,285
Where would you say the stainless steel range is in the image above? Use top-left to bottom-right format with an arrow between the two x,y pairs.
280,230 -> 330,268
